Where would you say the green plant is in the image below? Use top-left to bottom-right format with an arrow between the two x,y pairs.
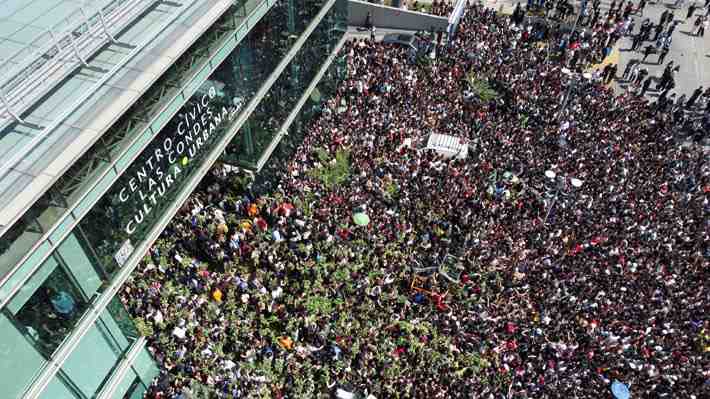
305,295 -> 333,315
417,2 -> 433,14
308,148 -> 351,189
314,147 -> 330,162
333,267 -> 348,283
189,380 -> 212,399
301,192 -> 315,217
466,71 -> 499,102
133,317 -> 154,337
384,181 -> 399,198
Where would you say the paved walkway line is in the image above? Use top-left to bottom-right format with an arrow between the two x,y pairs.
590,46 -> 621,71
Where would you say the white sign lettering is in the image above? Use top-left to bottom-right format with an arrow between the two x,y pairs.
117,85 -> 241,235
114,239 -> 135,267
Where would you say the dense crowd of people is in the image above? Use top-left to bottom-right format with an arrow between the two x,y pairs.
427,0 -> 455,16
121,2 -> 709,398
523,0 -> 710,103
401,0 -> 454,15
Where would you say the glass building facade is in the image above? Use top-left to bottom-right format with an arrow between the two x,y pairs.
0,0 -> 347,397
250,38 -> 349,194
227,0 -> 348,167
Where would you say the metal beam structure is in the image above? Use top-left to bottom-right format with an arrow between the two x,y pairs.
20,1 -> 338,395
0,0 -> 160,171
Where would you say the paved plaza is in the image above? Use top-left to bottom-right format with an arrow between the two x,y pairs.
482,0 -> 710,96
614,0 -> 710,97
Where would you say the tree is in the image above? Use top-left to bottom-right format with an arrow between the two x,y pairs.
466,71 -> 499,102
133,317 -> 154,337
308,148 -> 351,189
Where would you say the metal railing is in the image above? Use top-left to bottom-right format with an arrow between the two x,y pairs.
0,0 -> 159,172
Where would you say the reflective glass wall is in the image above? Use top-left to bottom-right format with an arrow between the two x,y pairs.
0,0 -> 343,395
0,0 -> 264,279
253,40 -> 349,194
226,0 -> 347,167
0,312 -> 46,399
6,256 -> 88,357
1,267 -> 141,398
76,0 -> 332,277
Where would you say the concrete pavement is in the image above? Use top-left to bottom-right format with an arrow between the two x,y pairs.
613,1 -> 710,97
479,0 -> 710,96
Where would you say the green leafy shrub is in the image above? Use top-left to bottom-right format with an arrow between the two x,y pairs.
134,317 -> 154,337
305,296 -> 333,315
466,71 -> 499,102
308,148 -> 351,189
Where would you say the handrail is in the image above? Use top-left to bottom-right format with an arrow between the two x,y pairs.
0,0 -> 240,304
0,0 -> 158,173
0,0 -> 143,93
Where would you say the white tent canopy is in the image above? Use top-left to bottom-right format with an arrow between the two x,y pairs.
425,133 -> 469,159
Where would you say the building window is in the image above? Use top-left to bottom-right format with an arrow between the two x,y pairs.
0,312 -> 47,399
123,377 -> 147,399
7,257 -> 88,357
40,371 -> 84,399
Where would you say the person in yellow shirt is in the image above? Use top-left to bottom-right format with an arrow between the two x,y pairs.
277,336 -> 294,350
212,288 -> 223,303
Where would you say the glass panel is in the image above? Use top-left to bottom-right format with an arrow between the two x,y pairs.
35,190 -> 68,234
184,66 -> 212,100
253,40 -> 348,193
132,348 -> 159,386
61,322 -> 121,398
5,256 -> 59,316
114,373 -> 142,399
79,82 -> 242,275
102,296 -> 140,351
0,240 -> 51,306
39,373 -> 80,399
149,94 -> 185,135
211,35 -> 237,68
0,218 -> 43,285
115,136 -> 146,172
73,168 -> 117,217
0,127 -> 116,281
7,257 -> 88,357
56,232 -> 105,298
0,312 -> 46,399
48,213 -> 76,245
234,0 -> 328,101
242,0 -> 268,16
121,377 -> 146,399
229,1 -> 346,167
0,190 -> 61,279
